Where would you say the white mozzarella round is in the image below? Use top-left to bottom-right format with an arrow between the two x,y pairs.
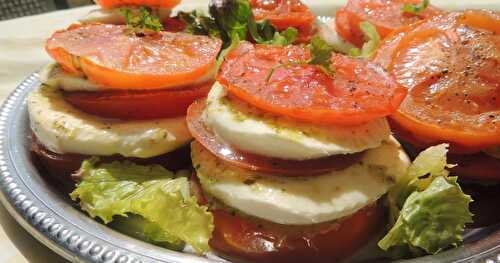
39,63 -> 101,92
28,84 -> 192,158
204,82 -> 391,160
192,137 -> 410,225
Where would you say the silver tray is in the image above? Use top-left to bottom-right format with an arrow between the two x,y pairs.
1,73 -> 500,263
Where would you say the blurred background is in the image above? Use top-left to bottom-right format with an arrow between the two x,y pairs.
0,0 -> 93,21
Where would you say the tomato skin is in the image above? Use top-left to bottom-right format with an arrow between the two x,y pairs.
217,42 -> 406,126
335,0 -> 443,47
31,136 -> 191,190
64,81 -> 212,120
209,203 -> 385,263
187,101 -> 364,177
95,0 -> 181,9
448,153 -> 500,182
46,24 -> 222,90
250,0 -> 315,43
374,11 -> 500,149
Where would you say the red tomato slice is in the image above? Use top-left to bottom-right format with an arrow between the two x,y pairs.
31,135 -> 191,189
95,0 -> 180,9
335,0 -> 443,47
209,203 -> 384,263
187,100 -> 364,176
448,153 -> 500,181
64,81 -> 212,120
373,11 -> 500,149
217,42 -> 407,126
46,24 -> 222,90
162,17 -> 186,33
250,0 -> 316,43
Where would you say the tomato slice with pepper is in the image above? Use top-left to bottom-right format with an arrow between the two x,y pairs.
217,42 -> 407,126
335,0 -> 443,47
187,100 -> 363,176
64,81 -> 212,120
373,11 -> 500,150
46,24 -> 222,90
209,204 -> 384,263
250,0 -> 316,43
95,0 -> 181,9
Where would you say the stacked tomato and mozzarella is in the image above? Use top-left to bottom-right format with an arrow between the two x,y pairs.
186,42 -> 410,262
29,1 -> 222,181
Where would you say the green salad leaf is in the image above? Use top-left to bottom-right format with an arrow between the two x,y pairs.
121,7 -> 163,33
349,22 -> 380,58
402,0 -> 430,15
379,144 -> 473,258
70,158 -> 214,254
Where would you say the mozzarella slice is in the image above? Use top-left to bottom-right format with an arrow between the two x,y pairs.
28,84 -> 192,158
192,137 -> 410,225
39,63 -> 101,92
204,82 -> 391,160
40,62 -> 216,92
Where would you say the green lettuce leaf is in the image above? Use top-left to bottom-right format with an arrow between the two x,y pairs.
379,144 -> 473,257
402,0 -> 430,15
349,22 -> 380,58
70,158 -> 214,254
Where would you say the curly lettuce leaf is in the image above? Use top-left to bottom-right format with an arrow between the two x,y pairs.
349,22 -> 380,59
70,158 -> 214,254
379,144 -> 473,257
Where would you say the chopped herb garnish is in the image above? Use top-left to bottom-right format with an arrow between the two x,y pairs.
177,0 -> 297,67
401,0 -> 430,15
121,7 -> 163,35
349,22 -> 380,59
307,35 -> 336,76
265,35 -> 336,83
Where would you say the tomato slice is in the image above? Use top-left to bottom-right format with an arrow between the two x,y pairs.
46,24 -> 222,90
448,153 -> 500,181
373,11 -> 500,149
335,0 -> 443,47
31,135 -> 191,189
217,42 -> 407,126
209,203 -> 384,263
187,100 -> 364,176
250,0 -> 316,43
95,0 -> 181,9
162,17 -> 186,33
64,81 -> 212,120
